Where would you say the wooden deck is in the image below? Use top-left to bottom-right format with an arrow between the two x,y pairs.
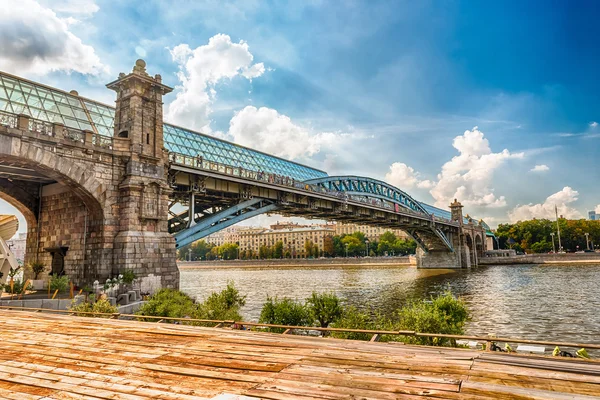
0,310 -> 599,399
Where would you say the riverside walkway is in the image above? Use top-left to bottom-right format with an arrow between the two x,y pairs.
0,310 -> 599,399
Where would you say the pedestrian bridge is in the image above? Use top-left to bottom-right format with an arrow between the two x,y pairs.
0,61 -> 490,288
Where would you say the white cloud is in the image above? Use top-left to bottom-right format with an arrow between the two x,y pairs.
508,187 -> 582,222
590,121 -> 598,128
0,0 -> 107,76
429,127 -> 524,208
228,106 -> 345,160
38,0 -> 99,16
166,34 -> 265,132
385,162 -> 434,189
530,164 -> 549,172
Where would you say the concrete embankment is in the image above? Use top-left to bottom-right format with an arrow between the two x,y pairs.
480,253 -> 600,265
178,256 -> 415,269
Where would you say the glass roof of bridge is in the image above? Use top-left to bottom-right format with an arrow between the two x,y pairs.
420,202 -> 495,236
0,72 -> 327,181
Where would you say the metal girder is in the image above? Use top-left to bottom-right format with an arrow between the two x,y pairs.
304,175 -> 428,214
174,198 -> 278,248
432,228 -> 454,252
405,230 -> 429,253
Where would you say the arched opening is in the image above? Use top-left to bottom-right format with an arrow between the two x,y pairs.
0,181 -> 40,272
118,130 -> 128,138
465,233 -> 474,267
475,234 -> 484,261
0,153 -> 106,285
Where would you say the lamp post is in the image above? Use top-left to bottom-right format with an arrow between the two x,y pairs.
585,233 -> 590,250
345,243 -> 349,258
365,239 -> 370,257
550,233 -> 556,254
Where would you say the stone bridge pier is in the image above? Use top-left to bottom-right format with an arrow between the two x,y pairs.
0,61 -> 179,290
415,199 -> 487,269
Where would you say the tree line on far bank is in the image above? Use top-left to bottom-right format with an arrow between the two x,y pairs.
495,218 -> 600,253
177,231 -> 417,261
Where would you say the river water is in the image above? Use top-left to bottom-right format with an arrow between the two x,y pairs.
179,264 -> 600,344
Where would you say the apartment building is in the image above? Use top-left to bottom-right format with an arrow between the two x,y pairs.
333,223 -> 409,241
238,225 -> 334,258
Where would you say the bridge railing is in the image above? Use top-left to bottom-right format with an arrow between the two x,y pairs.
0,110 -> 18,129
169,151 -> 458,225
0,110 -> 113,150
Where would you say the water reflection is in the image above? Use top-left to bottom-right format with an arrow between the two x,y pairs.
179,264 -> 600,343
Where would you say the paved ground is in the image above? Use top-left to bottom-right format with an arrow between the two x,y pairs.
0,310 -> 599,399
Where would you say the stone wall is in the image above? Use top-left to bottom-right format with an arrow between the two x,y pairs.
479,253 -> 600,265
179,256 -> 415,269
36,183 -> 88,281
0,103 -> 178,290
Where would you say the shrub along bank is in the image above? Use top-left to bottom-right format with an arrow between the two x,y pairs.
92,282 -> 468,346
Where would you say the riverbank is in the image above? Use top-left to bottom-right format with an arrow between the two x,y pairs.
480,253 -> 600,265
178,255 -> 415,269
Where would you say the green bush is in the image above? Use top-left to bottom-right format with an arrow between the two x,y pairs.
69,298 -> 118,317
306,291 -> 343,328
136,283 -> 246,325
136,288 -> 196,321
194,282 -> 246,321
50,274 -> 69,292
330,306 -> 374,341
28,261 -> 46,280
381,291 -> 469,346
121,269 -> 137,285
259,296 -> 312,333
3,279 -> 32,294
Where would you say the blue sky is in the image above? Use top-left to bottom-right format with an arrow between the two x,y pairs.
1,0 -> 599,230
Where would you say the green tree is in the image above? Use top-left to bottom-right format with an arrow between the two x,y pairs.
306,292 -> 343,328
137,289 -> 196,320
323,235 -> 335,257
304,240 -> 314,258
393,239 -> 417,255
330,307 -> 374,341
259,245 -> 271,259
195,281 -> 246,320
341,235 -> 364,256
381,291 -> 469,347
259,296 -> 312,332
273,241 -> 284,259
379,231 -> 397,244
218,243 -> 239,260
332,235 -> 345,256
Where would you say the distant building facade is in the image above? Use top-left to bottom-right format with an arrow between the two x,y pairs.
333,223 -> 409,241
204,226 -> 243,247
5,232 -> 27,265
589,211 -> 597,221
238,224 -> 334,258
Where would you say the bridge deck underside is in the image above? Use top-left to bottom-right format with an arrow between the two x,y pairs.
169,171 -> 458,251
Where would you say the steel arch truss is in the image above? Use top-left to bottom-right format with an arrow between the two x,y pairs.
173,198 -> 278,248
405,227 -> 455,253
304,176 -> 429,215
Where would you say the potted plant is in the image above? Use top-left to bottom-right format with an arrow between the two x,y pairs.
28,261 -> 47,290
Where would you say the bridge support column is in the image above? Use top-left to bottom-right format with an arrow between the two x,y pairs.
107,60 -> 179,290
416,245 -> 471,269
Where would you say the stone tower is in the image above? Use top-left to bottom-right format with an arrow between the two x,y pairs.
106,60 -> 179,289
449,199 -> 464,225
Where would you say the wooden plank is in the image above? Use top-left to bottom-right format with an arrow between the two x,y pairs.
461,380 -> 600,400
0,310 -> 598,400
